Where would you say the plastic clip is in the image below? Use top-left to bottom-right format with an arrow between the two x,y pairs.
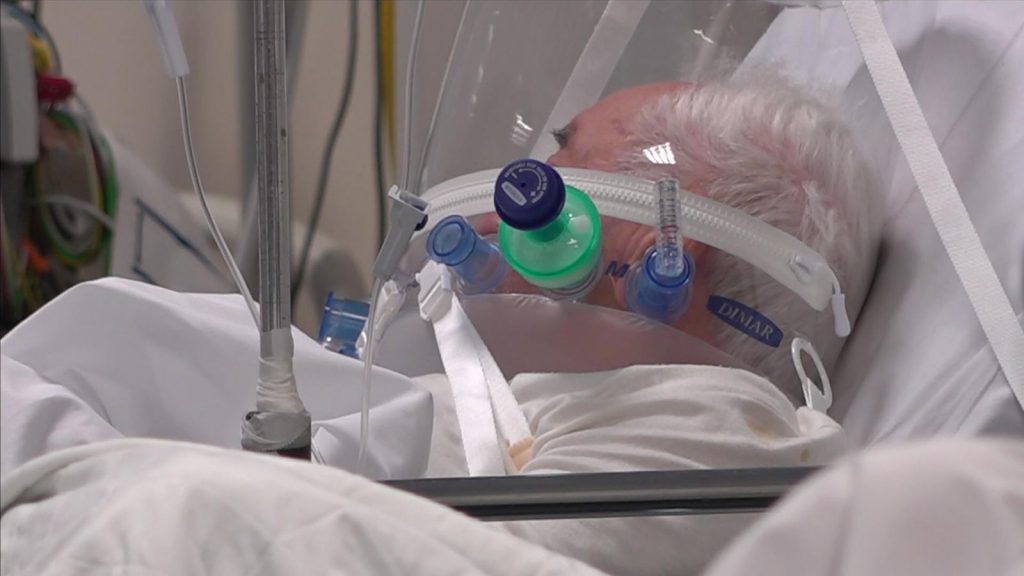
372,186 -> 429,283
416,261 -> 454,322
791,337 -> 833,413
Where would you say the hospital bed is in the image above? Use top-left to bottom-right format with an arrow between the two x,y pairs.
373,0 -> 1024,515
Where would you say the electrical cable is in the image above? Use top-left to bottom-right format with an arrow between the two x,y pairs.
378,0 -> 397,179
36,112 -> 105,266
175,77 -> 260,328
0,205 -> 25,318
290,0 -> 358,304
37,196 -> 116,230
84,125 -> 119,274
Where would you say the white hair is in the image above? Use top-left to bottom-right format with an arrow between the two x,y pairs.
620,70 -> 879,403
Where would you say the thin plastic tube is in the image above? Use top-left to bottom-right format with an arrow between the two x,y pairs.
654,179 -> 684,277
356,277 -> 384,473
399,0 -> 425,193
176,77 -> 260,328
354,0 -> 425,473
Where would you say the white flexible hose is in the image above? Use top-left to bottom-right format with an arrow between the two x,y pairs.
176,77 -> 260,328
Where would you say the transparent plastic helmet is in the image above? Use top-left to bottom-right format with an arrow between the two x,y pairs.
382,0 -> 884,407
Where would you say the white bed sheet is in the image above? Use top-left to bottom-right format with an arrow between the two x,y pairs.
0,439 -> 603,576
745,1 -> 1024,444
706,438 -> 1024,576
0,278 -> 433,479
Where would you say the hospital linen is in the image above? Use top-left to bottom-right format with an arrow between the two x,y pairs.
417,364 -> 846,575
0,439 -> 606,576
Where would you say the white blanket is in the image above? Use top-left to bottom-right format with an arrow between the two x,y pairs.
706,439 -> 1024,576
0,278 -> 433,479
0,439 -> 604,576
0,279 -> 844,575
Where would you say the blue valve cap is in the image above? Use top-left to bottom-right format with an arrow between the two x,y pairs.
494,159 -> 566,230
318,292 -> 370,358
427,215 -> 476,266
625,248 -> 694,324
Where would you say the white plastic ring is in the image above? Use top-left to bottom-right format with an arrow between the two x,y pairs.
791,337 -> 833,413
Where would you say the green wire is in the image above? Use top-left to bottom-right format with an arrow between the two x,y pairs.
37,111 -> 107,266
91,128 -> 118,274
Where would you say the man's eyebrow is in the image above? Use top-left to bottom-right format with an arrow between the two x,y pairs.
550,122 -> 577,148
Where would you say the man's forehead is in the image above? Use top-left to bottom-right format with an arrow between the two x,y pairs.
576,81 -> 690,127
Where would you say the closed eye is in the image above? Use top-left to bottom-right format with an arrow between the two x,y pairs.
551,124 -> 575,149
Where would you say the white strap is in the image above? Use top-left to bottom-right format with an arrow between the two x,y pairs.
418,262 -> 534,475
529,0 -> 651,160
843,1 -> 1024,411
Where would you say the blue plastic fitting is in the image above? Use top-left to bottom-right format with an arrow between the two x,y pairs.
426,214 -> 507,294
625,247 -> 694,324
318,292 -> 370,358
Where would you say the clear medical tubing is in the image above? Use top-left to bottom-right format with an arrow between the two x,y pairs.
427,215 -> 507,295
145,0 -> 259,328
624,178 -> 693,324
176,78 -> 259,327
417,168 -> 850,336
654,179 -> 684,277
357,278 -> 384,473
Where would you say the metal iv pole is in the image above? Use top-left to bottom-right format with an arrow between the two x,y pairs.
240,0 -> 311,460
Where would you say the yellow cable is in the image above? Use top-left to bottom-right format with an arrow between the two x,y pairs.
379,0 -> 397,182
28,34 -> 53,73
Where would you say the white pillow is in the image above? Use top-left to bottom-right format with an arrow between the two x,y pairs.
745,1 -> 1024,444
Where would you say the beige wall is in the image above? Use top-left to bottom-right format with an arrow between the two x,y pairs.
44,0 -> 382,296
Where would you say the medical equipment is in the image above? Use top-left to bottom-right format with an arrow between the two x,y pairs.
624,178 -> 694,324
0,4 -> 1020,574
388,466 -> 812,521
495,159 -> 603,300
426,215 -> 507,295
318,292 -> 369,358
145,0 -> 310,457
356,0 -> 1021,516
0,4 -> 119,334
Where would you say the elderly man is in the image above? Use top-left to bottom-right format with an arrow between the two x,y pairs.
407,70 -> 878,575
0,70 -> 877,576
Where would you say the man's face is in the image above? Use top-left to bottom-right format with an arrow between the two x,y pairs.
478,82 -> 715,340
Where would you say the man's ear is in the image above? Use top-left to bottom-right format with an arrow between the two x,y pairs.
684,239 -> 709,262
